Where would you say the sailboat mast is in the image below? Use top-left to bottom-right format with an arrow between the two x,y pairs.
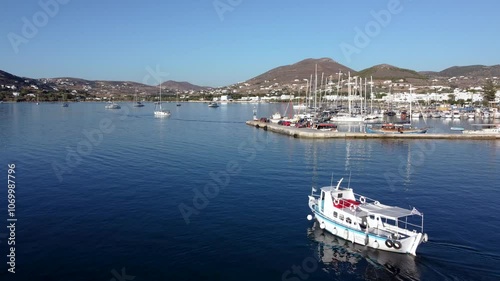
348,72 -> 351,115
409,84 -> 412,121
370,76 -> 373,114
320,72 -> 324,109
364,77 -> 367,115
314,64 -> 318,110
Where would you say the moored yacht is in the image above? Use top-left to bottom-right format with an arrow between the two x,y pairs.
105,102 -> 121,109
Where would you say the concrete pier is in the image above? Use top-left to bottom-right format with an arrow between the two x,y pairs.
246,120 -> 500,140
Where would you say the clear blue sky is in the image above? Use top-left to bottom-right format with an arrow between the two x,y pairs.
1,0 -> 499,87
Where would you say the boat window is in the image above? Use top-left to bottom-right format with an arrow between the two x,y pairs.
333,212 -> 338,218
321,192 -> 325,200
338,193 -> 343,198
346,218 -> 352,224
369,215 -> 375,220
385,219 -> 396,226
339,215 -> 344,221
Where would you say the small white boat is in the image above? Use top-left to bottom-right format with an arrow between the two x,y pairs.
307,178 -> 428,256
208,102 -> 219,108
154,108 -> 171,117
293,103 -> 307,110
105,102 -> 120,109
411,112 -> 422,118
463,124 -> 500,135
269,112 -> 283,123
430,111 -> 442,118
330,112 -> 365,122
154,81 -> 171,117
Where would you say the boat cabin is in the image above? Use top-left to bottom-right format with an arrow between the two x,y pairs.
316,184 -> 423,236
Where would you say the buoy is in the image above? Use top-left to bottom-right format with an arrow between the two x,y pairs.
373,240 -> 379,249
307,214 -> 313,221
422,233 -> 429,243
333,198 -> 340,205
359,196 -> 366,204
350,204 -> 356,212
332,227 -> 337,234
320,222 -> 326,229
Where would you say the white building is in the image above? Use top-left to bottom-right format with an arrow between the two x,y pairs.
220,95 -> 233,101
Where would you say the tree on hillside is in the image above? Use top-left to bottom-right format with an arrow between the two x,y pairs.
483,79 -> 496,106
447,94 -> 456,105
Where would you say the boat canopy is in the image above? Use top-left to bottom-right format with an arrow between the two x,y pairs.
359,203 -> 422,219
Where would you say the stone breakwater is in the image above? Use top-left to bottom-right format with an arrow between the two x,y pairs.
246,120 -> 500,140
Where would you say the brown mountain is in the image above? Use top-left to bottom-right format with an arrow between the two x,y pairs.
357,64 -> 426,80
0,69 -> 207,96
160,80 -> 209,92
438,65 -> 500,78
246,58 -> 356,85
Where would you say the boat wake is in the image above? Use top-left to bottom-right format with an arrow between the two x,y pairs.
417,239 -> 500,280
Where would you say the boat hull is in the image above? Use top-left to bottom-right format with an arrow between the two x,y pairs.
366,127 -> 427,134
311,208 -> 422,255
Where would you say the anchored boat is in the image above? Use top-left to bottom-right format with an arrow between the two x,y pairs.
307,178 -> 428,256
366,123 -> 427,134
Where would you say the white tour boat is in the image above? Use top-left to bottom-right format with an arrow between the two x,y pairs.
307,178 -> 428,256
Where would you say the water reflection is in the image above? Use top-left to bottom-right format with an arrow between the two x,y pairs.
308,222 -> 420,280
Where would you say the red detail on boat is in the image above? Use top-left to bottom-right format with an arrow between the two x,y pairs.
334,199 -> 360,209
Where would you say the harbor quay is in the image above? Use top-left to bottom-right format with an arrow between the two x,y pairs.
246,120 -> 500,140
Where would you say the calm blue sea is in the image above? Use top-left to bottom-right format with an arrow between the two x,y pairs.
0,102 -> 499,281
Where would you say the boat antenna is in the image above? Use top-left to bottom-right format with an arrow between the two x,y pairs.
330,172 -> 334,187
347,171 -> 352,189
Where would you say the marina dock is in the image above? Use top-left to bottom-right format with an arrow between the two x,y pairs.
246,120 -> 500,140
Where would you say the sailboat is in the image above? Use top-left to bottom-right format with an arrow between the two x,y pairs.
176,93 -> 181,106
105,98 -> 121,109
365,85 -> 427,134
154,81 -> 171,117
133,92 -> 144,107
330,72 -> 364,122
62,94 -> 69,107
36,94 -> 39,105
